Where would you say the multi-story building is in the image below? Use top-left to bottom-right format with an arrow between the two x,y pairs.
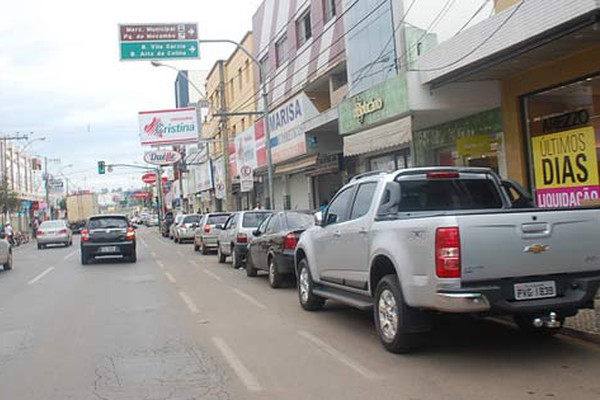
252,0 -> 348,210
339,0 -> 502,179
416,0 -> 600,208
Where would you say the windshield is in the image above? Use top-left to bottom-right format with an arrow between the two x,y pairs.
285,213 -> 315,230
40,221 -> 66,229
88,217 -> 128,229
183,215 -> 200,224
242,212 -> 270,228
207,214 -> 230,225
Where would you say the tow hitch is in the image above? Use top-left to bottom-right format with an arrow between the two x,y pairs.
533,312 -> 562,328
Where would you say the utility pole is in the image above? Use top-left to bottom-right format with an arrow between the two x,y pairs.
44,157 -> 49,219
218,60 -> 233,211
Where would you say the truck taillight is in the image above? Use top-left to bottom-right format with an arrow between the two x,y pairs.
126,227 -> 136,240
435,227 -> 461,278
283,233 -> 298,250
236,233 -> 248,243
204,225 -> 211,233
81,229 -> 90,242
59,229 -> 68,234
37,230 -> 44,236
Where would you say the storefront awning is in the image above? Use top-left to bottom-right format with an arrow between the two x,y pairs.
417,0 -> 600,87
275,155 -> 318,175
343,116 -> 412,157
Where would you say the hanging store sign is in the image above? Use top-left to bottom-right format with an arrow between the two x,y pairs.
143,150 -> 182,166
268,93 -> 319,164
339,74 -> 409,135
213,157 -> 226,199
138,107 -> 199,146
456,134 -> 492,157
532,126 -> 600,208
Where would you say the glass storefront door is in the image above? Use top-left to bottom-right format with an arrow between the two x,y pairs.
524,74 -> 600,208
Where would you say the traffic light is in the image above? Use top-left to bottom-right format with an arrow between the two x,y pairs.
98,161 -> 106,174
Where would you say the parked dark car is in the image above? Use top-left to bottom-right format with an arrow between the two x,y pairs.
160,211 -> 175,237
80,214 -> 137,264
245,211 -> 315,288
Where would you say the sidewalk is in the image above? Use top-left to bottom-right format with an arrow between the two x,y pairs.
562,297 -> 600,343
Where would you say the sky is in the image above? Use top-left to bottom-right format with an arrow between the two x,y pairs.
0,0 -> 493,192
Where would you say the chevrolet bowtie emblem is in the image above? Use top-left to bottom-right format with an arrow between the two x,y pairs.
524,244 -> 550,254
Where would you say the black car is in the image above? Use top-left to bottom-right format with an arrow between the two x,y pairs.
245,211 -> 315,288
80,214 -> 137,264
160,211 -> 175,237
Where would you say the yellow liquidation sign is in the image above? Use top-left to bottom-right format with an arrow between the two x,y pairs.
532,126 -> 598,190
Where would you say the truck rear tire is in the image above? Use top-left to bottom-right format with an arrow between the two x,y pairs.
374,275 -> 424,353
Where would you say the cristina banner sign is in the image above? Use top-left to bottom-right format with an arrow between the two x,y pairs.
138,107 -> 199,146
532,126 -> 600,208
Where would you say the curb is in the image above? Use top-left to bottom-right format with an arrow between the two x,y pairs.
559,327 -> 600,345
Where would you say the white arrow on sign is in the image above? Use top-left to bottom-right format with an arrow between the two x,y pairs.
188,28 -> 195,36
189,46 -> 196,52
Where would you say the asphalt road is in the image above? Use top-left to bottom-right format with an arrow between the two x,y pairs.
1,228 -> 600,400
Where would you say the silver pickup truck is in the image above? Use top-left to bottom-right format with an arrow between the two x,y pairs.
295,167 -> 600,353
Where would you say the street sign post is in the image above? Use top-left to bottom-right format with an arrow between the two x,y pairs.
118,23 -> 199,61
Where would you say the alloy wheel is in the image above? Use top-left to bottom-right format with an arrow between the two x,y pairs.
378,289 -> 399,342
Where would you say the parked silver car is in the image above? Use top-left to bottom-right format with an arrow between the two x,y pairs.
194,212 -> 231,254
217,210 -> 271,268
37,219 -> 73,249
169,213 -> 184,240
174,214 -> 201,243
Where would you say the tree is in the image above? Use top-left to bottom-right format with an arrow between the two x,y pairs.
0,177 -> 20,215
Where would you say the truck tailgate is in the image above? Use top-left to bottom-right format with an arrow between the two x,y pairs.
458,209 -> 600,282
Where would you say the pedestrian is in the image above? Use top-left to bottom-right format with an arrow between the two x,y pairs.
32,217 -> 40,239
5,222 -> 14,246
253,201 -> 263,210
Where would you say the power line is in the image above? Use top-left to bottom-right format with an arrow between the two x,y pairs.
411,0 -> 525,72
226,0 -> 390,116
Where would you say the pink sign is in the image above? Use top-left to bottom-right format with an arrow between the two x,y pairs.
536,185 -> 600,208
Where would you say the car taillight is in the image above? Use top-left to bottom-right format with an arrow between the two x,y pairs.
59,229 -> 68,234
81,229 -> 90,242
126,227 -> 136,240
204,225 -> 211,233
37,230 -> 44,236
283,233 -> 298,250
435,227 -> 461,278
236,233 -> 248,243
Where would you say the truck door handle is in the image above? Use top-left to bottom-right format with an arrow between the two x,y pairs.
359,228 -> 368,235
333,231 -> 341,238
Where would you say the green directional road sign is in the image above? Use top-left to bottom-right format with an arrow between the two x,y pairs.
120,40 -> 199,61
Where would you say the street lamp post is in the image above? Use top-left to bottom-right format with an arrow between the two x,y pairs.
151,38 -> 275,209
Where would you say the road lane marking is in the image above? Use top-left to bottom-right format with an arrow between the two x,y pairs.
203,269 -> 223,282
232,288 -> 267,310
151,252 -> 157,258
188,260 -> 198,267
177,250 -> 185,257
156,260 -> 165,269
212,337 -> 262,392
164,272 -> 176,283
178,291 -> 200,314
27,267 -> 55,285
63,251 -> 77,260
298,330 -> 379,380
140,239 -> 149,249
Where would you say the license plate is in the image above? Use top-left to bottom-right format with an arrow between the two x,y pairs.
99,246 -> 118,253
514,281 -> 556,300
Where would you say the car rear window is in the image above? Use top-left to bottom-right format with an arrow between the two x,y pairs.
183,215 -> 200,224
285,213 -> 315,230
40,221 -> 65,229
88,217 -> 128,229
379,178 -> 503,214
207,214 -> 230,225
242,212 -> 270,228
